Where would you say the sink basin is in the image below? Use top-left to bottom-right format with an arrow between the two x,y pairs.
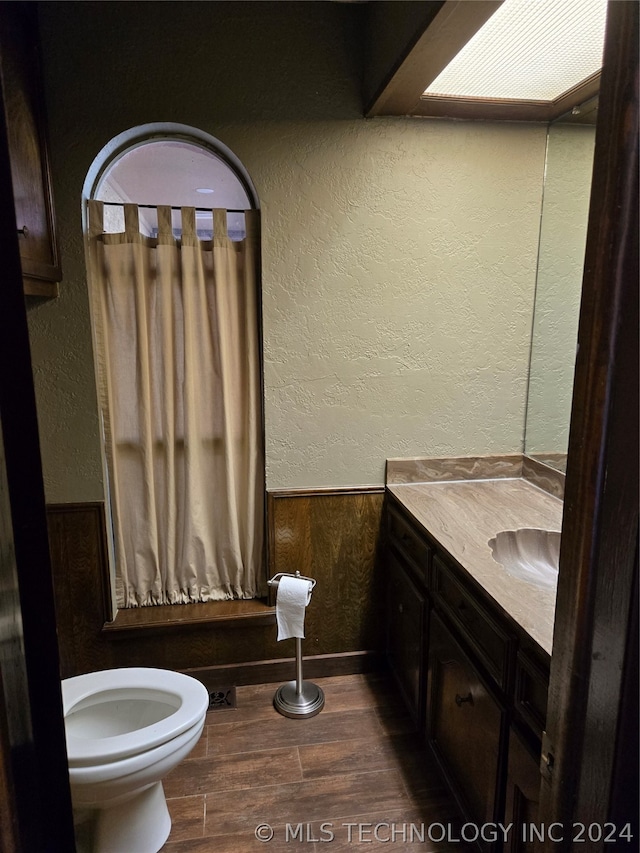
487,528 -> 560,589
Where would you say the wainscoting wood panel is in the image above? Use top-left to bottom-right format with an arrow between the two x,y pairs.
46,502 -> 113,679
268,488 -> 386,656
46,488 -> 386,681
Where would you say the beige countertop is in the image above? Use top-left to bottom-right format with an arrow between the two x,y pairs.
387,478 -> 563,656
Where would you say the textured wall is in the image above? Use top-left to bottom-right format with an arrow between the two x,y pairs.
260,119 -> 545,487
525,124 -> 595,456
29,1 -> 547,498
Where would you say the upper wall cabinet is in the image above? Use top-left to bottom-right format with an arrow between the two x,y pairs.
0,2 -> 61,297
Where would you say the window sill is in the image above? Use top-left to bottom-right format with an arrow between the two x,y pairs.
102,598 -> 275,636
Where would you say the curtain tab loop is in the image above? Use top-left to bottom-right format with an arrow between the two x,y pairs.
88,199 -> 104,239
213,209 -> 228,241
244,209 -> 260,241
124,204 -> 140,238
181,207 -> 197,241
157,205 -> 173,240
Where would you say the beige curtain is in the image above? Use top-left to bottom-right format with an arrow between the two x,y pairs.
88,200 -> 265,607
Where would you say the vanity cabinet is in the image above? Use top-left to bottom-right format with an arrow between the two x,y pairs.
385,491 -> 550,847
0,2 -> 61,297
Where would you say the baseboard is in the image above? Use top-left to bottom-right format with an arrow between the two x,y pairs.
182,649 -> 384,689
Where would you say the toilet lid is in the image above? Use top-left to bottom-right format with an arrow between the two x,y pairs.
62,667 -> 209,767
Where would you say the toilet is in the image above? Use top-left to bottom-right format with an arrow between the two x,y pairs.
61,667 -> 209,853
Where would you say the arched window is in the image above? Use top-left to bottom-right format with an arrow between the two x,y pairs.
93,133 -> 256,239
85,126 -> 264,609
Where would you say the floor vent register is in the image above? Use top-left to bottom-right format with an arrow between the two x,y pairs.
208,685 -> 237,710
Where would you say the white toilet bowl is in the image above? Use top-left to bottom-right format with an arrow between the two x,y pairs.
62,667 -> 209,853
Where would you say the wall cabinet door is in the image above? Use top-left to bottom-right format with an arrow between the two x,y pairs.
427,613 -> 504,827
386,550 -> 426,724
0,2 -> 61,297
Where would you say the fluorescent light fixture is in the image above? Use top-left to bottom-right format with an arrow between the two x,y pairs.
423,0 -> 607,102
196,187 -> 215,194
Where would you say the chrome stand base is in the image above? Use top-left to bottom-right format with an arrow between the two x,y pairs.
274,680 -> 325,719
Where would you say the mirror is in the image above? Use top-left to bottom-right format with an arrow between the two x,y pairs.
524,118 -> 596,473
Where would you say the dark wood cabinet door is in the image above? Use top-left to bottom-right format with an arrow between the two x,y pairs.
386,550 -> 426,723
504,727 -> 541,853
0,2 -> 61,296
427,613 -> 503,826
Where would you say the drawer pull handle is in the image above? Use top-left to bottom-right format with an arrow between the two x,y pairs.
455,692 -> 473,707
17,226 -> 29,237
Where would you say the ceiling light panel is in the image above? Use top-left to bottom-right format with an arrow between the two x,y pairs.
423,0 -> 608,102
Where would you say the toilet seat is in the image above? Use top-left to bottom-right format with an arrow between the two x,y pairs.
62,667 -> 209,768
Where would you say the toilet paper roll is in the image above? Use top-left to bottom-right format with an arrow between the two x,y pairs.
276,575 -> 313,641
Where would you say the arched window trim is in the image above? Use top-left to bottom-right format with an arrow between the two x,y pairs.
83,122 -> 260,210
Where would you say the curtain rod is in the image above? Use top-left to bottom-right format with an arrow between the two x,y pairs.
99,201 -> 248,214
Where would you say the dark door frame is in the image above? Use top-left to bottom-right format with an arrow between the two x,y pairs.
0,64 -> 75,851
538,1 -> 639,848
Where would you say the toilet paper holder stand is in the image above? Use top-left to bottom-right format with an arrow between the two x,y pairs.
267,571 -> 325,719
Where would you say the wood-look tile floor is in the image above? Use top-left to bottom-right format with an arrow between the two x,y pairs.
161,673 -> 469,852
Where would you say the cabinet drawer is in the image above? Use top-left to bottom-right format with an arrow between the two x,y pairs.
514,651 -> 549,739
427,613 -> 504,826
433,556 -> 512,690
387,505 -> 431,584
